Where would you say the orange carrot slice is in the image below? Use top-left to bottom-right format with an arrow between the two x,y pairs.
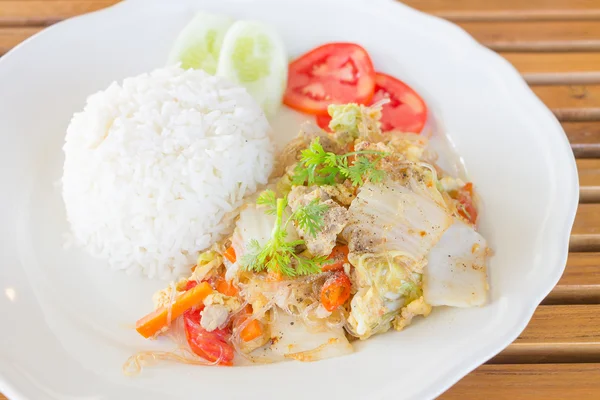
322,245 -> 349,272
266,270 -> 284,282
135,282 -> 212,338
223,246 -> 236,263
214,276 -> 239,297
240,319 -> 263,342
235,305 -> 264,342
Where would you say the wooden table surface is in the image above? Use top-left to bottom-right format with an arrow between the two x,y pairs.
2,0 -> 600,398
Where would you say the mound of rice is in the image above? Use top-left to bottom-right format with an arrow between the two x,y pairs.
62,65 -> 273,279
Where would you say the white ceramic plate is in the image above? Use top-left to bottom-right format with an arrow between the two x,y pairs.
0,0 -> 578,399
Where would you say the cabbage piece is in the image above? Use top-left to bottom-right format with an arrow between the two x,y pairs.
342,180 -> 453,261
424,219 -> 489,307
343,180 -> 453,338
405,163 -> 447,208
270,309 -> 353,361
351,253 -> 422,303
347,253 -> 422,339
327,102 -> 382,140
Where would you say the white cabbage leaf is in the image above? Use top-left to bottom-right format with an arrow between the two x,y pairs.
424,219 -> 489,307
343,179 -> 453,263
270,309 -> 353,361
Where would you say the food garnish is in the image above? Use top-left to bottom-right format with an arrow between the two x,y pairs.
292,137 -> 387,187
371,72 -> 428,133
241,190 -> 330,277
168,14 -> 287,116
216,21 -> 288,116
283,43 -> 376,115
167,12 -> 233,73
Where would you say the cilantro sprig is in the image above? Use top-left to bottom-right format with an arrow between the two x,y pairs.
292,200 -> 329,237
292,138 -> 387,187
241,190 -> 329,277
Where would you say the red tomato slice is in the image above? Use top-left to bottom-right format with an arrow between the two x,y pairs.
183,309 -> 234,366
184,280 -> 198,291
320,271 -> 352,312
322,245 -> 349,272
182,280 -> 234,366
372,72 -> 427,133
457,182 -> 478,224
284,43 -> 376,115
316,114 -> 332,131
314,73 -> 427,134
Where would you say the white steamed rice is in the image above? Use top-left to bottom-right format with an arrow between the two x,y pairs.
62,65 -> 273,279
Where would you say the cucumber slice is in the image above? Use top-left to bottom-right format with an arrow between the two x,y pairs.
167,12 -> 233,74
216,21 -> 288,117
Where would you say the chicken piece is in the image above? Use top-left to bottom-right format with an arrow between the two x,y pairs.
385,133 -> 428,163
301,122 -> 344,153
393,296 -> 432,331
320,181 -> 356,207
273,125 -> 343,178
200,293 -> 242,332
288,186 -> 349,257
200,304 -> 229,331
353,141 -> 415,184
288,185 -> 328,204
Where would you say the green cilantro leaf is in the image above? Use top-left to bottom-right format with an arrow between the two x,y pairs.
292,138 -> 388,187
240,195 -> 328,277
256,189 -> 278,215
290,199 -> 329,238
